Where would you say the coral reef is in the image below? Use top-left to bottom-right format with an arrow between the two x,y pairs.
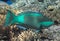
42,7 -> 60,23
15,29 -> 40,41
0,0 -> 60,41
43,25 -> 60,41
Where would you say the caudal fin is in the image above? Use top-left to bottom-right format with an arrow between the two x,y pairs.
3,10 -> 16,27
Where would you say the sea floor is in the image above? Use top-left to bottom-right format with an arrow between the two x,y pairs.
0,25 -> 60,41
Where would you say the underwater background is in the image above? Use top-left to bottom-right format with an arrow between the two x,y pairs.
0,0 -> 12,5
0,0 -> 60,41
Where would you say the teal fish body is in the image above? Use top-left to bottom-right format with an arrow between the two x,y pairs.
4,10 -> 54,30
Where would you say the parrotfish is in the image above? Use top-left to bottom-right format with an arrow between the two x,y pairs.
4,10 -> 54,30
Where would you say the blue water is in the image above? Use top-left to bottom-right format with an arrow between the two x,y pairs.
0,0 -> 12,5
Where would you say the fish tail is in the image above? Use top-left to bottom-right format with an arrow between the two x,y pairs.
4,10 -> 16,27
